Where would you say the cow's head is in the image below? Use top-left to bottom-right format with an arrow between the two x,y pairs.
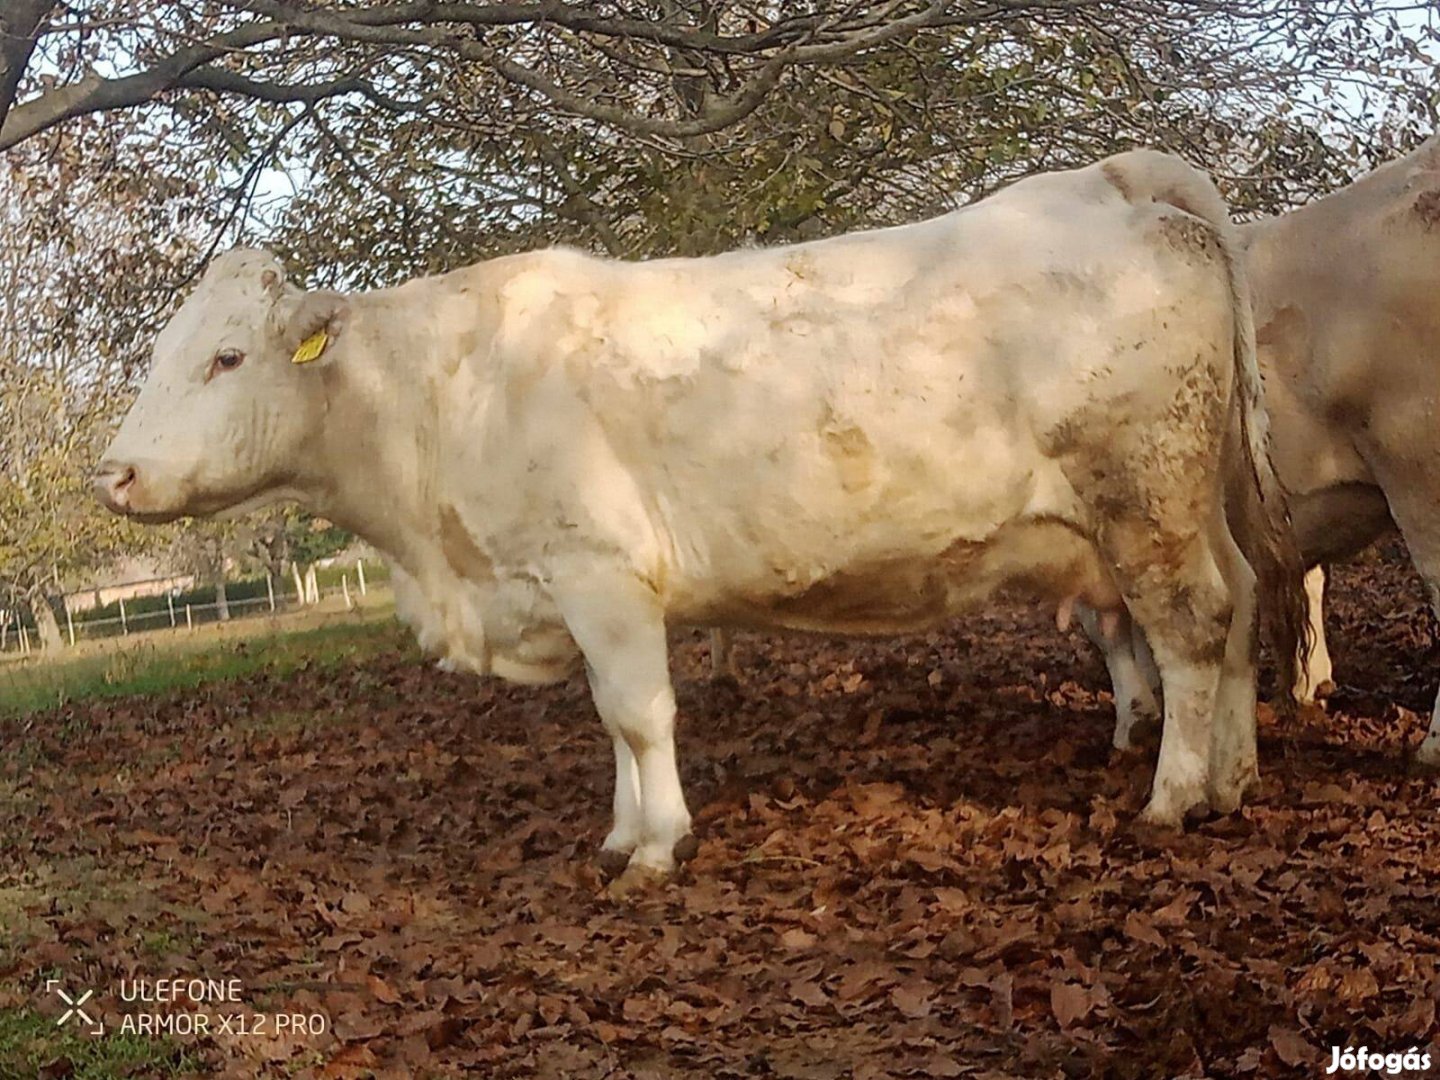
96,249 -> 348,523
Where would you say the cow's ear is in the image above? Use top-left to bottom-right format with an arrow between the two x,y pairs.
275,289 -> 350,368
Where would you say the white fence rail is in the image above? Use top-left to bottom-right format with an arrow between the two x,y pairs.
1,564 -> 378,658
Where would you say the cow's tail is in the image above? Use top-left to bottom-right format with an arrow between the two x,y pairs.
1222,205 -> 1308,713
1104,150 -> 1308,708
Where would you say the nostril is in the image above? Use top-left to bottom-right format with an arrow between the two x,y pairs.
95,462 -> 138,510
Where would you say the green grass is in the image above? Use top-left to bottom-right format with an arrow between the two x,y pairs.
0,1007 -> 202,1079
0,615 -> 414,718
0,855 -> 214,968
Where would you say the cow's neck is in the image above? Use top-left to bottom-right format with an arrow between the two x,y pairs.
298,281 -> 449,567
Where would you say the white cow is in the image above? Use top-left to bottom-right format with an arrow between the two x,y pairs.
1097,136 -> 1440,763
97,149 -> 1303,886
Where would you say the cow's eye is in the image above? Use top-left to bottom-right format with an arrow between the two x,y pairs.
212,350 -> 244,374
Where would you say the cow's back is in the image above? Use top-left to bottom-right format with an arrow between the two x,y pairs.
456,155 -> 1241,632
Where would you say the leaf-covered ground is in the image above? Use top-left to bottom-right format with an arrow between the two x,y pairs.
2,540 -> 1437,1078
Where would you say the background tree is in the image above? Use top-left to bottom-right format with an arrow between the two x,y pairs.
245,2 -> 1438,284
240,508 -> 352,603
0,3 -> 1435,641
165,522 -> 243,621
0,122 -> 218,647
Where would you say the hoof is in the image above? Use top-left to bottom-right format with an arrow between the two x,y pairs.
1183,799 -> 1218,827
606,864 -> 671,900
673,833 -> 699,864
596,848 -> 632,881
1137,803 -> 1180,829
1114,715 -> 1162,753
1129,716 -> 1163,751
1139,787 -> 1208,829
1294,678 -> 1336,706
1208,768 -> 1259,816
1206,786 -> 1243,816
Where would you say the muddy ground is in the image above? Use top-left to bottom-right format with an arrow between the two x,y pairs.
2,538 -> 1437,1078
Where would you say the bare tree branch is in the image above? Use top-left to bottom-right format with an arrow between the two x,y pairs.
0,1 -> 1181,149
0,0 -> 55,131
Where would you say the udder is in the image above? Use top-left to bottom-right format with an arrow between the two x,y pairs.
940,517 -> 1126,633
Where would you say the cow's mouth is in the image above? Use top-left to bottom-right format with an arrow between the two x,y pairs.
94,462 -> 191,523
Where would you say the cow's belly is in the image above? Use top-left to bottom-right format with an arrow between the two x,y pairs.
1264,369 -> 1392,564
679,517 -> 1119,636
1289,482 -> 1395,565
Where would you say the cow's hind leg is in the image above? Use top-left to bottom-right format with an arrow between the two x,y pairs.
1293,566 -> 1334,704
1206,512 -> 1261,812
1079,605 -> 1162,751
555,573 -> 695,884
1098,526 -> 1233,826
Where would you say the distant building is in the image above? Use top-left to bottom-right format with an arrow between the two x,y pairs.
65,556 -> 195,614
316,539 -> 380,569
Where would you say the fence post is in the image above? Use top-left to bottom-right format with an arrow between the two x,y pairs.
342,575 -> 353,610
185,605 -> 193,631
357,560 -> 367,596
267,574 -> 276,612
65,604 -> 75,647
168,593 -> 176,628
119,598 -> 128,635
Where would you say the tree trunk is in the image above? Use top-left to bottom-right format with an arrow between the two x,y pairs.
201,535 -> 231,621
0,2 -> 52,136
31,595 -> 63,651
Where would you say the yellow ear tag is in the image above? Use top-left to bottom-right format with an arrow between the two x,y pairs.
291,331 -> 330,366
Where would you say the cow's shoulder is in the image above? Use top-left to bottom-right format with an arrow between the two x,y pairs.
485,246 -> 604,314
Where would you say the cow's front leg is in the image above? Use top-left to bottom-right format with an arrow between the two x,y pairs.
556,574 -> 694,882
1363,482 -> 1440,768
598,735 -> 643,876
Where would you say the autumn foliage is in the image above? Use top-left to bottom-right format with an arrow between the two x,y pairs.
1,540 -> 1436,1078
